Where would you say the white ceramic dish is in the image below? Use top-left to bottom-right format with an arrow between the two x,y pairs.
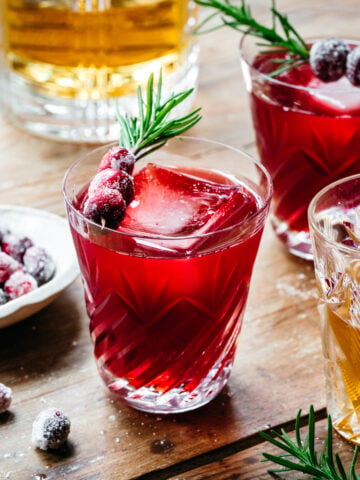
0,205 -> 79,328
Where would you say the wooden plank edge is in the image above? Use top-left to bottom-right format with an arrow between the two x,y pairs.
132,407 -> 328,480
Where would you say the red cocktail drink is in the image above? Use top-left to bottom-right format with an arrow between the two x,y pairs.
240,9 -> 360,260
63,137 -> 272,413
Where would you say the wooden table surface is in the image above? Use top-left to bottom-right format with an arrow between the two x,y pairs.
1,1 -> 359,479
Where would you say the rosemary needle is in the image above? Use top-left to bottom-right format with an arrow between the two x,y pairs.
116,71 -> 202,161
194,0 -> 310,75
260,406 -> 360,479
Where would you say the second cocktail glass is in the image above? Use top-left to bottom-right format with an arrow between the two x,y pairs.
63,136 -> 272,414
309,174 -> 360,444
240,6 -> 360,260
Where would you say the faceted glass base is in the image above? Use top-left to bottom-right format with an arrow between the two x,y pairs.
100,360 -> 233,414
272,215 -> 313,261
333,414 -> 360,446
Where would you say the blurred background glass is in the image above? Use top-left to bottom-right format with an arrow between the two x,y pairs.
0,0 -> 198,143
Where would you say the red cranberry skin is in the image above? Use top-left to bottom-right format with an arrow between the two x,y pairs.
23,246 -> 55,286
5,271 -> 37,300
83,188 -> 126,229
98,147 -> 135,175
88,168 -> 134,205
2,232 -> 33,262
0,252 -> 21,283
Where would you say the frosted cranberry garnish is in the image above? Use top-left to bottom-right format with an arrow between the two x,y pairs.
309,38 -> 349,82
98,146 -> 135,175
83,188 -> 127,229
82,150 -> 136,228
88,168 -> 134,206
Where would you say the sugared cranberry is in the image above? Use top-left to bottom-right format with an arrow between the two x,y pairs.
89,168 -> 134,206
310,38 -> 350,82
4,271 -> 37,300
346,46 -> 360,86
2,232 -> 33,262
0,252 -> 21,283
98,147 -> 135,175
23,246 -> 55,286
0,383 -> 12,414
83,188 -> 126,229
32,408 -> 71,451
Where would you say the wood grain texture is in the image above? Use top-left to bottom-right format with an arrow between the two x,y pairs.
0,1 -> 360,479
166,418 -> 359,480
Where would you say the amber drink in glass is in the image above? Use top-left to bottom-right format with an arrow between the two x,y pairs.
309,174 -> 360,444
1,0 -> 198,142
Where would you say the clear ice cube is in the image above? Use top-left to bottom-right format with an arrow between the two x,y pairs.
118,164 -> 257,253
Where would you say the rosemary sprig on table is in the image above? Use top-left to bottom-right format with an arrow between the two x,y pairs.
116,72 -> 201,161
194,0 -> 310,75
260,406 -> 360,479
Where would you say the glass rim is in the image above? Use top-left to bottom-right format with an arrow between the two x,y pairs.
308,173 -> 360,255
239,4 -> 360,95
62,135 -> 273,242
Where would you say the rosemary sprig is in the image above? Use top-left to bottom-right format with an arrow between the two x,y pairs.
260,405 -> 360,479
194,0 -> 310,75
116,72 -> 201,161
